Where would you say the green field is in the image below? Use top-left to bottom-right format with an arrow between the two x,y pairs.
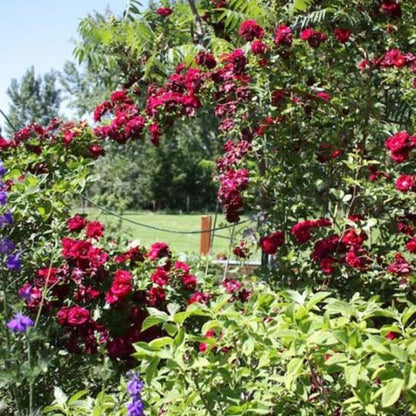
84,209 -> 257,257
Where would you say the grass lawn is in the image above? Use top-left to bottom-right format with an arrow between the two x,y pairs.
84,209 -> 257,257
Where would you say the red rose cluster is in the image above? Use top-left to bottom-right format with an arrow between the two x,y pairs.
18,214 -> 204,359
217,168 -> 249,223
0,119 -> 105,162
93,90 -> 146,144
260,231 -> 285,255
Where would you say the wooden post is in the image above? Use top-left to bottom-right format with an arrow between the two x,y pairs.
200,215 -> 212,256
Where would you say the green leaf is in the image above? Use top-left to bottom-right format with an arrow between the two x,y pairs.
381,378 -> 404,408
146,357 -> 160,385
142,316 -> 164,331
149,336 -> 173,349
345,364 -> 360,388
67,389 -> 89,405
54,386 -> 68,406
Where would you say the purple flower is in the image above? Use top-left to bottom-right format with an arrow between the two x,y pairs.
0,213 -> 13,227
126,371 -> 145,416
7,252 -> 21,271
7,313 -> 34,333
0,191 -> 6,205
127,374 -> 144,398
3,212 -> 13,224
127,400 -> 145,416
18,284 -> 33,301
0,237 -> 15,253
0,161 -> 5,177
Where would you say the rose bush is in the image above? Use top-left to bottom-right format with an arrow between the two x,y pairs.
1,0 -> 416,414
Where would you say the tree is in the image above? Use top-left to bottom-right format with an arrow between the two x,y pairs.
6,66 -> 61,135
60,61 -> 112,119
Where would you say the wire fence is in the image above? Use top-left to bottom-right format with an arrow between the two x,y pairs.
80,194 -> 250,236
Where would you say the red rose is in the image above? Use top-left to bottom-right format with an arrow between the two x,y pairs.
341,229 -> 367,246
147,286 -> 166,306
181,274 -> 197,290
147,242 -> 171,261
67,306 -> 90,326
396,175 -> 416,192
57,307 -> 70,325
110,282 -> 132,299
405,237 -> 416,253
387,253 -> 413,275
251,40 -> 268,55
260,231 -> 285,254
86,221 -> 105,240
188,291 -> 210,305
381,0 -> 402,19
89,144 -> 105,159
334,28 -> 350,43
195,51 -> 217,69
274,24 -> 292,46
222,279 -> 242,294
67,214 -> 87,232
156,7 -> 173,17
301,28 -> 327,48
316,92 -> 331,102
238,20 -> 264,41
151,268 -> 169,286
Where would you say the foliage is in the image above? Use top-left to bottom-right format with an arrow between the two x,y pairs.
135,286 -> 416,415
1,0 -> 416,415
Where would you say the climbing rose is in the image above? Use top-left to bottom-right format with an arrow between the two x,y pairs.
274,24 -> 292,46
67,307 -> 90,326
334,28 -> 350,43
380,0 -> 402,18
251,40 -> 268,55
238,20 -> 264,41
405,237 -> 416,253
195,51 -> 217,69
181,274 -> 197,290
147,242 -> 171,261
395,175 -> 415,192
156,7 -> 173,17
67,214 -> 87,232
151,268 -> 169,286
86,221 -> 105,239
260,231 -> 285,254
300,28 -> 327,48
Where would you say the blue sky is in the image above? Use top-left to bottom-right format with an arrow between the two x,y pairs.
0,1 -> 147,131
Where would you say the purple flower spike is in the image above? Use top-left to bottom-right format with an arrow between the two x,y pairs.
7,313 -> 34,333
7,252 -> 22,271
0,191 -> 6,205
126,371 -> 145,416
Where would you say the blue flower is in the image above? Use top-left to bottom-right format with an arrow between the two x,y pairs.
0,191 -> 6,205
0,237 -> 15,253
7,313 -> 34,333
7,252 -> 22,271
